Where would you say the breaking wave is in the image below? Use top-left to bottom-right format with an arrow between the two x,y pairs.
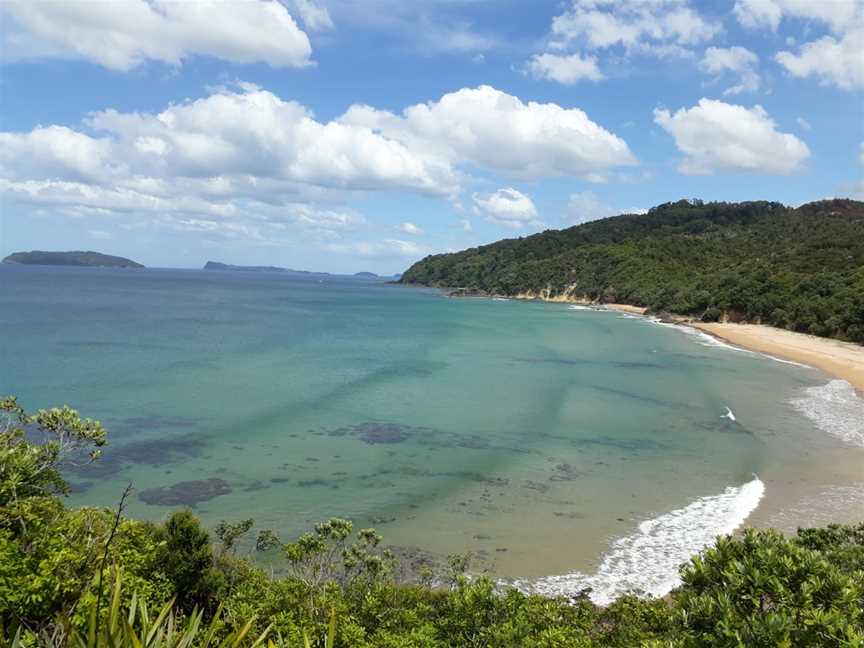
515,477 -> 765,605
790,380 -> 864,447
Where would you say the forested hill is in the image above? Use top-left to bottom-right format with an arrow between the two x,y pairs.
400,199 -> 864,343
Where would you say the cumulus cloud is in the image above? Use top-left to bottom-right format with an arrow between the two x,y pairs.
527,53 -> 604,84
1,85 -> 457,197
549,0 -> 720,55
775,28 -> 864,90
699,46 -> 761,94
525,0 -> 719,86
1,0 -> 314,70
733,0 -> 863,90
654,99 -> 810,175
397,222 -> 424,235
341,85 -> 637,181
0,84 -> 638,246
472,188 -> 541,228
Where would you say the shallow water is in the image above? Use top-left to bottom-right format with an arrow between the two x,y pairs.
2,265 -> 862,597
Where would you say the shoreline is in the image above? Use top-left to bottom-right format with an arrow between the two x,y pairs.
492,291 -> 863,394
689,322 -> 864,395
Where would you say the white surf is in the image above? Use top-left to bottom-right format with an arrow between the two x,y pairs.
515,477 -> 765,606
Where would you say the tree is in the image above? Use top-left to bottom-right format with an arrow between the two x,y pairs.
0,396 -> 105,534
158,510 -> 224,613
674,528 -> 864,647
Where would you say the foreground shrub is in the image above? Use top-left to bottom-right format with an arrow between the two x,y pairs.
2,396 -> 863,647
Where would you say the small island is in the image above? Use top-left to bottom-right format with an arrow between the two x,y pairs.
203,261 -> 329,275
2,250 -> 144,268
353,271 -> 379,278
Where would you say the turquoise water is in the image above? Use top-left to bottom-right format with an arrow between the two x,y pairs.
2,265 -> 860,591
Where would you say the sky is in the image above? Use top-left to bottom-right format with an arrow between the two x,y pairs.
1,0 -> 862,274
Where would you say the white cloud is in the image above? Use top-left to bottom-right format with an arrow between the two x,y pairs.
287,0 -> 334,30
1,0 -> 314,70
0,126 -> 116,183
323,239 -> 431,258
397,222 -> 424,235
0,177 -> 366,240
775,28 -> 864,90
88,230 -> 113,240
0,84 -> 638,245
472,188 -> 541,228
550,0 -> 720,55
1,85 -> 457,197
733,0 -> 859,33
732,0 -> 863,90
654,98 -> 810,175
796,117 -> 812,131
341,85 -> 637,181
459,219 -> 472,232
699,46 -> 761,94
527,52 -> 604,84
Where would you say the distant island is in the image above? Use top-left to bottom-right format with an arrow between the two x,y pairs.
401,199 -> 864,344
204,262 -> 398,279
203,261 -> 329,275
2,250 -> 144,268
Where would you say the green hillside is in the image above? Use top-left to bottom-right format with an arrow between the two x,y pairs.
400,199 -> 864,343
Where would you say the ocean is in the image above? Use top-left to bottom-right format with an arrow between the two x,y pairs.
3,265 -> 862,603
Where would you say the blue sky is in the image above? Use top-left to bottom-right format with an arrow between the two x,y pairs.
1,0 -> 862,274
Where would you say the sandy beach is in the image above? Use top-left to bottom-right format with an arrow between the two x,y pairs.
604,303 -> 647,315
691,322 -> 864,394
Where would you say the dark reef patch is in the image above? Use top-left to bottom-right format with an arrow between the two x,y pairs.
71,434 -> 208,479
108,415 -> 202,436
326,421 -> 433,444
138,478 -> 231,507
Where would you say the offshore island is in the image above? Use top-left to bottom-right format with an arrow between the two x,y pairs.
2,250 -> 144,268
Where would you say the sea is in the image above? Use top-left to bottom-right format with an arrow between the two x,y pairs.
3,265 -> 863,604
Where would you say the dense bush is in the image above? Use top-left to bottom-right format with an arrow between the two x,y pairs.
400,199 -> 864,343
2,398 -> 862,646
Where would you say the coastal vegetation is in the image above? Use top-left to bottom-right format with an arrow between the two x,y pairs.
2,398 -> 863,646
400,199 -> 864,343
1,251 -> 144,268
